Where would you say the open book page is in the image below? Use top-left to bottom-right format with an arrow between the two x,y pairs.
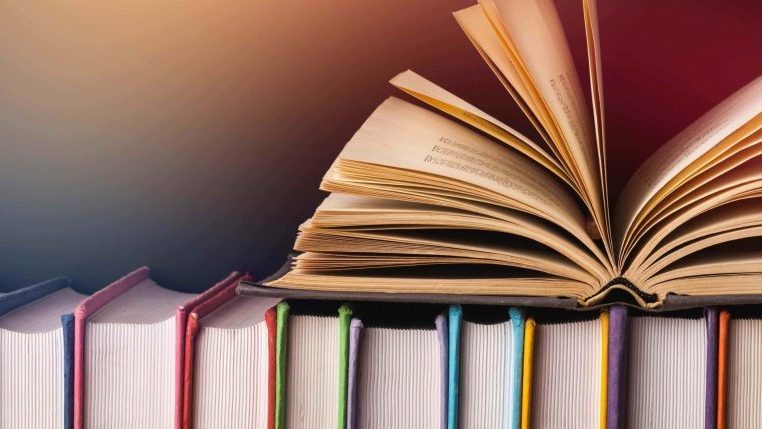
292,228 -> 598,285
633,198 -> 762,282
581,0 -> 610,245
309,193 -> 609,281
268,269 -> 594,301
631,129 -> 762,249
644,242 -> 762,291
326,97 -> 592,247
622,120 -> 762,262
616,75 -> 762,256
453,5 -> 556,159
624,163 -> 762,278
477,0 -> 606,242
389,70 -> 573,188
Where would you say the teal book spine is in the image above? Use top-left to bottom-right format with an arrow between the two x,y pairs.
507,308 -> 525,429
447,305 -> 462,429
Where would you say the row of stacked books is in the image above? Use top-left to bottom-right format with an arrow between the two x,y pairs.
1,265 -> 761,429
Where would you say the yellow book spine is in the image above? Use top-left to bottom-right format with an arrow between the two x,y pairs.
521,318 -> 536,429
599,310 -> 609,429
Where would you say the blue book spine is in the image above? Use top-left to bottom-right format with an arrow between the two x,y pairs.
0,277 -> 69,316
507,308 -> 525,429
62,313 -> 75,429
447,305 -> 462,429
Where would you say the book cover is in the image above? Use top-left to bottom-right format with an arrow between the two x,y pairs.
0,277 -> 82,429
181,272 -> 249,428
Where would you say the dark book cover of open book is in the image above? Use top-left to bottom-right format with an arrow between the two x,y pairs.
244,0 -> 762,310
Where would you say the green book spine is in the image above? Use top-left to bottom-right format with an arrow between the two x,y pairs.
337,304 -> 353,429
275,301 -> 290,429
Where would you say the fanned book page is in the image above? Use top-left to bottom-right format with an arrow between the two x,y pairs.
0,284 -> 84,429
191,295 -> 278,429
83,278 -> 196,429
261,0 -> 762,309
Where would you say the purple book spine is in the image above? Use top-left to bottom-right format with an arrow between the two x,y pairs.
606,306 -> 628,429
346,318 -> 363,429
705,307 -> 719,429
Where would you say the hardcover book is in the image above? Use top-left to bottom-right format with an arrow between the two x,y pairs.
182,274 -> 279,429
249,0 -> 762,310
73,267 -> 237,429
0,278 -> 85,429
347,307 -> 448,429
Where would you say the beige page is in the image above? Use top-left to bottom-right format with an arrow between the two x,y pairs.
330,97 -> 585,234
616,75 -> 762,253
634,198 -> 762,281
453,5 -> 557,160
624,167 -> 762,277
582,0 -> 610,245
309,193 -> 609,281
389,70 -> 572,187
478,0 -> 604,239
293,228 -> 597,285
630,130 -> 762,251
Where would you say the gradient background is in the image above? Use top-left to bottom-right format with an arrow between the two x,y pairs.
1,0 -> 760,293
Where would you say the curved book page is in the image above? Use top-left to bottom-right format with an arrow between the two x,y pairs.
305,193 -> 609,282
453,5 -> 554,157
389,70 -> 571,187
320,97 -> 610,271
475,0 -> 607,245
616,76 -> 762,258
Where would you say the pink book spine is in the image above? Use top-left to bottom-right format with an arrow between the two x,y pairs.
73,266 -> 151,429
182,274 -> 248,429
174,271 -> 242,429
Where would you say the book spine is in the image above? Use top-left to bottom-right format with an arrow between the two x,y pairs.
716,310 -> 730,429
346,318 -> 363,429
447,305 -> 462,429
73,266 -> 150,429
337,304 -> 353,429
520,318 -> 536,429
181,314 -> 201,429
606,305 -> 628,429
705,308 -> 719,429
599,310 -> 610,429
275,302 -> 290,429
0,277 -> 69,316
174,271 -> 242,429
265,306 -> 278,429
62,313 -> 75,429
508,308 -> 525,429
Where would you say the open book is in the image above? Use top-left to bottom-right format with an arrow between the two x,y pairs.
262,0 -> 762,309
